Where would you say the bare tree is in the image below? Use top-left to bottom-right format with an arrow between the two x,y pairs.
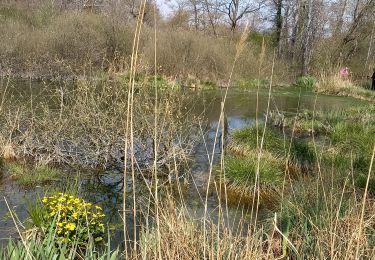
333,0 -> 348,36
218,0 -> 267,31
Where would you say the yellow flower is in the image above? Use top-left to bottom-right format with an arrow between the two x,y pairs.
50,211 -> 56,217
65,223 -> 76,231
58,197 -> 66,202
95,205 -> 102,210
42,197 -> 48,203
72,212 -> 78,219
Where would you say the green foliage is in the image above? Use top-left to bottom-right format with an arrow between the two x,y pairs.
39,193 -> 106,246
0,229 -> 119,259
294,76 -> 316,89
290,140 -> 315,164
0,192 -> 115,259
27,198 -> 49,229
330,122 -> 375,156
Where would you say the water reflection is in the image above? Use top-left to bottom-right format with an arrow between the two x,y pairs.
0,84 -> 363,248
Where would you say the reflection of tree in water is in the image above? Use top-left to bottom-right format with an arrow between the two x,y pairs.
77,172 -> 154,240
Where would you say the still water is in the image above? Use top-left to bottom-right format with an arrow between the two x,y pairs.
0,81 -> 362,247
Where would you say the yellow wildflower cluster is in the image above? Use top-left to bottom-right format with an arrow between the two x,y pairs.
42,193 -> 105,244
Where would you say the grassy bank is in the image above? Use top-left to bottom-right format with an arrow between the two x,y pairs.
208,104 -> 375,258
315,75 -> 375,102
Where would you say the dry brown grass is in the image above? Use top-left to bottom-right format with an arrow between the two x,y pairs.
0,4 -> 292,84
316,74 -> 375,102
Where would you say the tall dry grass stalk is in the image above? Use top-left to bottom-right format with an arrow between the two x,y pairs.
202,26 -> 250,259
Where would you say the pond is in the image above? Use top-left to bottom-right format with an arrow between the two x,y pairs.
0,80 -> 363,248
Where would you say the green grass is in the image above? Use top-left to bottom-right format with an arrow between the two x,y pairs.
0,228 -> 119,259
7,162 -> 60,186
230,125 -> 315,164
224,155 -> 283,187
268,105 -> 375,193
231,126 -> 285,155
294,76 -> 316,89
222,125 -> 317,202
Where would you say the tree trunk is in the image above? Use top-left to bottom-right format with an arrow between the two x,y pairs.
275,0 -> 283,53
302,0 -> 313,75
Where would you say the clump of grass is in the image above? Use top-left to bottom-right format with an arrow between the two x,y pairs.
7,162 -> 60,186
276,178 -> 374,258
222,125 -> 316,206
221,155 -> 283,206
138,196 -> 271,259
294,75 -> 316,89
330,122 -> 375,154
230,125 -> 315,164
231,126 -> 285,155
224,155 -> 283,187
